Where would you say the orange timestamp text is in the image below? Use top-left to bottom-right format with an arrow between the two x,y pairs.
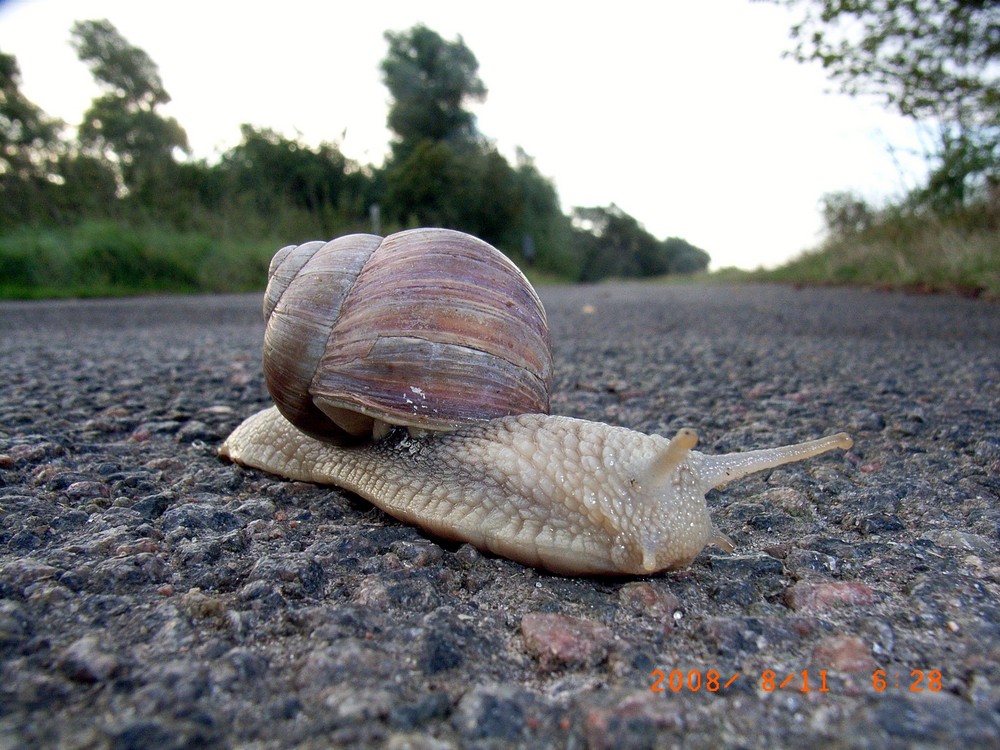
650,668 -> 944,694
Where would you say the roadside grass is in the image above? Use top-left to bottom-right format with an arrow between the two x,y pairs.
750,207 -> 1000,299
2,207 -> 997,299
0,221 -> 278,299
0,221 -> 578,298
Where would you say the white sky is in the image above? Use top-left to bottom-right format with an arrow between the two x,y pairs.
0,0 -> 930,269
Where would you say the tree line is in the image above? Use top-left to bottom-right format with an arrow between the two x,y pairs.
0,20 -> 710,283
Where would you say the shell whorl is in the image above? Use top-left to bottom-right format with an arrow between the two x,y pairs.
262,228 -> 553,444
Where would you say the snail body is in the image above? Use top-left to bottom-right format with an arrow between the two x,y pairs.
222,407 -> 851,575
222,228 -> 853,576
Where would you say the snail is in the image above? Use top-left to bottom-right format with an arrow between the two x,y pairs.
221,228 -> 853,576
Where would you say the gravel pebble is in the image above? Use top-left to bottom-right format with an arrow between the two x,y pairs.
1,285 -> 998,748
810,634 -> 880,673
784,581 -> 876,611
520,612 -> 614,670
58,634 -> 123,683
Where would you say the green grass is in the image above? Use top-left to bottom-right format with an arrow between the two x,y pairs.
0,221 -> 279,299
2,206 -> 997,299
752,206 -> 1000,299
0,220 -> 580,298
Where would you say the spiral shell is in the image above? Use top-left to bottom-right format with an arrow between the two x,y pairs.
262,228 -> 553,443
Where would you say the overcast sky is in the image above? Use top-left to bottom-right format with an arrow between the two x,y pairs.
0,0 -> 929,269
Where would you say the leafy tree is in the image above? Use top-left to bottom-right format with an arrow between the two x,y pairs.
475,147 -> 522,244
218,125 -> 372,235
572,205 -> 709,281
71,19 -> 169,107
379,26 -> 497,237
820,190 -> 875,236
381,25 -> 486,158
0,50 -> 63,225
378,23 -> 579,270
384,138 -> 473,227
71,19 -> 189,203
1,49 -> 122,227
509,149 -> 575,270
384,137 -> 522,243
768,0 -> 999,210
52,152 -> 120,221
0,51 -> 60,174
662,237 -> 710,274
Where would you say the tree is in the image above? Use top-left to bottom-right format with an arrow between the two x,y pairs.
572,205 -> 709,281
71,19 -> 170,108
71,19 -> 189,202
376,24 -> 706,279
380,25 -> 492,234
510,148 -> 574,270
0,51 -> 60,173
384,136 -> 526,242
381,25 -> 487,158
820,190 -> 875,236
662,237 -> 711,274
769,0 -> 999,210
0,50 -> 63,225
219,125 -> 370,234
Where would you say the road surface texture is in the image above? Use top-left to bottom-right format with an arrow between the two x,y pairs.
1,283 -> 998,749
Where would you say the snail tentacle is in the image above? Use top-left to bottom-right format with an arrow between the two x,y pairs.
690,432 -> 854,494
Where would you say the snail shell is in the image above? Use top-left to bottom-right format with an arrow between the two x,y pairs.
262,228 -> 552,444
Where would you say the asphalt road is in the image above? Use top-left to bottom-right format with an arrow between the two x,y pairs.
1,283 -> 998,748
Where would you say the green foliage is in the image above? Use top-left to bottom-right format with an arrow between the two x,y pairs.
0,21 -> 711,296
384,139 -> 469,226
0,50 -> 64,226
75,221 -> 200,289
780,1 -> 997,123
0,50 -> 60,166
0,221 -> 276,298
71,19 -> 189,201
508,150 -> 578,276
769,0 -> 998,211
916,128 -> 998,213
71,19 -> 170,107
381,25 -> 486,157
218,125 -> 372,236
663,237 -> 712,274
384,139 -> 517,240
762,194 -> 1000,297
572,205 -> 710,281
378,26 -> 504,241
820,190 -> 875,236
